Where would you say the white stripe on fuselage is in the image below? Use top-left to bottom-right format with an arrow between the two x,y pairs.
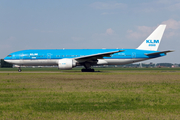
5,58 -> 149,66
4,59 -> 59,66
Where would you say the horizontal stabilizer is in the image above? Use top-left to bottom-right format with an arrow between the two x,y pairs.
145,50 -> 174,56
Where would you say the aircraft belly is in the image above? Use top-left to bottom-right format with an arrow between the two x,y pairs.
99,58 -> 148,65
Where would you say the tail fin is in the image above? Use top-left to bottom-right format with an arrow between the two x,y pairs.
137,24 -> 166,51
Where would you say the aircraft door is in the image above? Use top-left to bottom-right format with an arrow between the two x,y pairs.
47,53 -> 51,59
20,53 -> 23,60
132,52 -> 136,59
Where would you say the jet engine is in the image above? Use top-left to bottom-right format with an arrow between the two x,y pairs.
58,59 -> 76,70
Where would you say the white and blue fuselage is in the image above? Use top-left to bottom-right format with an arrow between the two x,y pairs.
4,49 -> 165,66
4,25 -> 173,72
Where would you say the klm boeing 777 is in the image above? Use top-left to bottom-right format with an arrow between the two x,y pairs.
4,25 -> 173,72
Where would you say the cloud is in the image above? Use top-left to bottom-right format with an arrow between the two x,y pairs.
106,28 -> 114,35
129,0 -> 180,14
127,26 -> 154,40
90,2 -> 127,9
93,28 -> 115,36
162,19 -> 180,29
91,28 -> 119,48
162,19 -> 180,37
127,19 -> 180,40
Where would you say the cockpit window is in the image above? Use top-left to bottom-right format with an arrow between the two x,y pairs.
7,55 -> 12,57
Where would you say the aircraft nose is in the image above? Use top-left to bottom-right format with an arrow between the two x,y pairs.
4,58 -> 8,62
4,57 -> 8,60
4,55 -> 12,61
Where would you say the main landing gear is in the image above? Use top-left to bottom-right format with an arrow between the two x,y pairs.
81,62 -> 95,72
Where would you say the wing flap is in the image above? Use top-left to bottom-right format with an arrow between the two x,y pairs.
145,50 -> 174,56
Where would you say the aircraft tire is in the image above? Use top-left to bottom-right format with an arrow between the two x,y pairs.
81,69 -> 95,72
18,68 -> 22,72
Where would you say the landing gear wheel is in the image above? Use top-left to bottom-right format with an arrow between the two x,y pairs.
81,69 -> 95,72
18,68 -> 22,72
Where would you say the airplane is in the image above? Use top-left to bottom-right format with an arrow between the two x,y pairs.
4,24 -> 173,72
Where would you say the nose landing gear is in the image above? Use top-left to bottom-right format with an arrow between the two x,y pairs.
18,67 -> 22,72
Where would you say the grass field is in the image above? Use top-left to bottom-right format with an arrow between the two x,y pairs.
0,68 -> 180,119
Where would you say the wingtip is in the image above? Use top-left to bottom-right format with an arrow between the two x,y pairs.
119,50 -> 125,52
167,50 -> 174,52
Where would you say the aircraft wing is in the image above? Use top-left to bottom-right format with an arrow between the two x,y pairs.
145,50 -> 174,56
75,50 -> 124,61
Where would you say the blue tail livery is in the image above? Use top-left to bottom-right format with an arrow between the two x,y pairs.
4,24 -> 173,72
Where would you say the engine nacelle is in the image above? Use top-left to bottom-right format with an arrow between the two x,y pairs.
58,59 -> 76,70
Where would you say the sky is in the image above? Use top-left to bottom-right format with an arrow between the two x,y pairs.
0,0 -> 180,63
